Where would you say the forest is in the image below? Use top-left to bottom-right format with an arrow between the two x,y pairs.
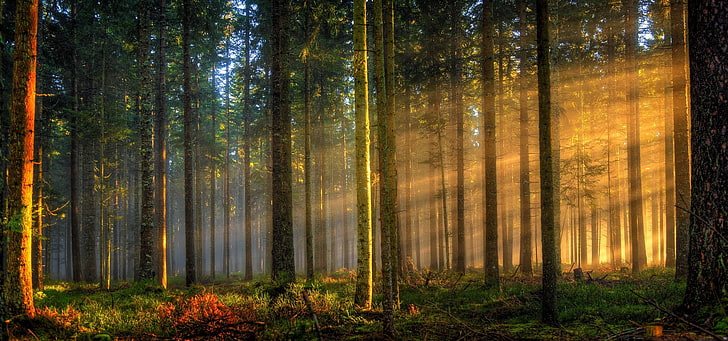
1,0 -> 728,339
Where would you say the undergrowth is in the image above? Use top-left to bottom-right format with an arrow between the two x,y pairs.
6,267 -> 725,340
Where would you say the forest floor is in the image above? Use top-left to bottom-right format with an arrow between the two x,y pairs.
6,267 -> 727,340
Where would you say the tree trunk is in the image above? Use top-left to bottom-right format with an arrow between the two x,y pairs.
624,0 -> 647,274
155,0 -> 168,288
537,0 -> 558,326
5,0 -> 38,317
70,0 -> 82,283
482,0 -> 499,289
670,0 -> 690,278
303,0 -> 314,279
450,0 -> 466,274
269,0 -> 295,284
353,0 -> 373,309
243,4 -> 253,282
682,0 -> 728,313
137,0 -> 155,282
182,0 -> 197,287
517,0 -> 532,277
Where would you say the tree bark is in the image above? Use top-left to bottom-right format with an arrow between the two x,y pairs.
182,0 -> 197,287
518,0 -> 533,277
269,0 -> 295,284
353,0 -> 373,309
670,0 -> 690,277
155,0 -> 168,288
482,0 -> 499,289
682,0 -> 728,313
624,0 -> 647,273
5,0 -> 38,317
536,0 -> 558,326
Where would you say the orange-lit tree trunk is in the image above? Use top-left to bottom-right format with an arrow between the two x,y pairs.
482,0 -> 499,289
682,0 -> 728,312
670,0 -> 690,277
154,0 -> 168,288
5,0 -> 38,318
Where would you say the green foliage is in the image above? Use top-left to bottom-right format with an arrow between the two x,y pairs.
12,271 -> 724,340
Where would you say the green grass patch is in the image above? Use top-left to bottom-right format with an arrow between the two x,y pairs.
10,268 -> 725,340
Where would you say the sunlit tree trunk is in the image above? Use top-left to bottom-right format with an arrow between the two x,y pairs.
537,0 -> 558,326
482,0 -> 499,289
155,0 -> 168,288
670,0 -> 690,277
5,0 -> 38,317
269,0 -> 295,284
682,0 -> 728,312
182,0 -> 197,287
33,96 -> 44,290
353,0 -> 373,309
624,0 -> 647,274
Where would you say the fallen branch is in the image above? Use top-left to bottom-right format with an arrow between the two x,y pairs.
630,290 -> 725,341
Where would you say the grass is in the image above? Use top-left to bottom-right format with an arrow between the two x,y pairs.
7,266 -> 725,340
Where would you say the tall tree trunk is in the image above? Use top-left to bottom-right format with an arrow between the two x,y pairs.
518,0 -> 532,276
303,0 -> 314,279
353,0 -> 373,309
624,0 -> 647,274
70,0 -> 82,283
537,0 -> 558,326
450,0 -> 466,274
482,0 -> 499,289
241,5 -> 253,281
223,32 -> 231,279
269,0 -> 295,284
137,0 -> 155,282
670,0 -> 690,278
82,141 -> 97,283
209,64 -> 217,280
5,0 -> 37,317
682,0 -> 728,312
182,0 -> 197,287
155,0 -> 168,288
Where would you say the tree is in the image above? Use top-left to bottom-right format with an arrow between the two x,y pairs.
154,0 -> 169,288
137,0 -> 155,282
624,0 -> 647,273
183,0 -> 197,287
517,0 -> 533,277
681,0 -> 728,313
353,0 -> 373,309
303,0 -> 314,280
375,0 -> 399,334
482,0 -> 499,289
269,0 -> 295,284
670,0 -> 690,277
536,0 -> 557,326
4,0 -> 38,318
451,0 -> 466,274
